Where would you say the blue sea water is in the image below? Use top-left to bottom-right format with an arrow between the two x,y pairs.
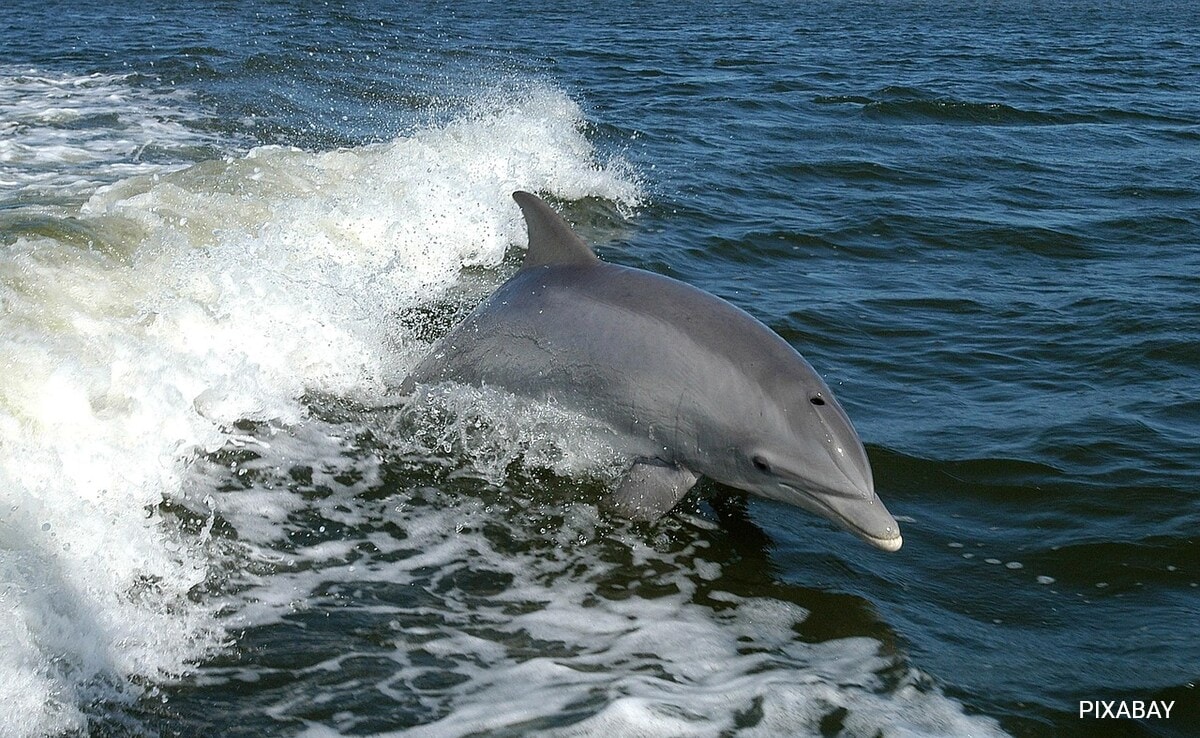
1,1 -> 1198,736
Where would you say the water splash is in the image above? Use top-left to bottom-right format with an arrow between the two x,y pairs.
0,71 -> 638,737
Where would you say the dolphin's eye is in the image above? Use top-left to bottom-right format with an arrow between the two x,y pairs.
809,394 -> 826,406
752,455 -> 772,474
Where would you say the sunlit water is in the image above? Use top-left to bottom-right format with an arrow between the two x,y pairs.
1,2 -> 1197,736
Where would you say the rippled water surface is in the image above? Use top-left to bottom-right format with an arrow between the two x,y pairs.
2,1 -> 1198,736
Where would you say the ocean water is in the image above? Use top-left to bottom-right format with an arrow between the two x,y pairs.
1,1 -> 1197,736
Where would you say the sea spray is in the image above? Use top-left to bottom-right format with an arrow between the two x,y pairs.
0,72 -> 639,737
172,411 -> 1008,738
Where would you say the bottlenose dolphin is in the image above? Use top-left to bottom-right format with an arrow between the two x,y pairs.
402,192 -> 902,551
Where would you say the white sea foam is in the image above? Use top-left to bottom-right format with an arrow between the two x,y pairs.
0,68 -> 222,202
188,415 -> 1007,738
0,70 -> 638,738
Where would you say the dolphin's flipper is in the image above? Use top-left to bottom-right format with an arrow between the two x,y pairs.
607,460 -> 699,521
513,191 -> 600,269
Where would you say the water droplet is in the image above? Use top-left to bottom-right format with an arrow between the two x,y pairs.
1005,561 -> 1023,570
1036,575 -> 1056,585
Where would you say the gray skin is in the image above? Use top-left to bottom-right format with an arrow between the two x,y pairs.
403,191 -> 902,551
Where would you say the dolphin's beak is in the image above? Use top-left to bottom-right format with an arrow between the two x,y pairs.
823,490 -> 903,551
783,481 -> 903,552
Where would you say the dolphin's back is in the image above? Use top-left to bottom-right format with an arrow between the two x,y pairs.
408,260 -> 812,452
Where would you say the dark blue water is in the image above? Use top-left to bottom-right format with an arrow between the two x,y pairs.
2,1 -> 1198,736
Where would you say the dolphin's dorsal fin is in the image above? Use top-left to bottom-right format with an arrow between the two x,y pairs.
513,191 -> 600,269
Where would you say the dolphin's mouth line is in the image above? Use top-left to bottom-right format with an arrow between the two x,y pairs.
782,483 -> 903,552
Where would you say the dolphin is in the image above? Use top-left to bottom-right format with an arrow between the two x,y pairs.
402,192 -> 902,551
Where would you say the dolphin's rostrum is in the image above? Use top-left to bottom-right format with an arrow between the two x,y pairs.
403,192 -> 902,551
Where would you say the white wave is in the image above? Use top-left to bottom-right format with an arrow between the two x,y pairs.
0,73 -> 639,738
0,68 -> 223,202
